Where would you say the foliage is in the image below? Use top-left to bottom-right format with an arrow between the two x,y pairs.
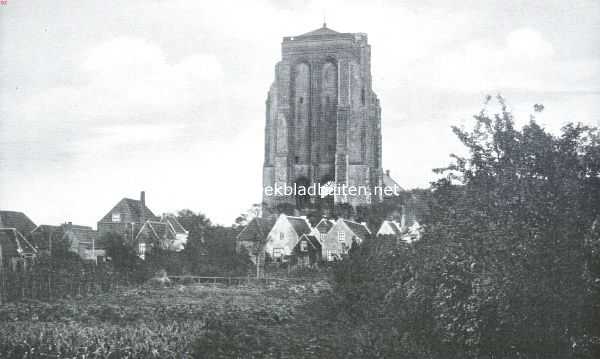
330,96 -> 600,358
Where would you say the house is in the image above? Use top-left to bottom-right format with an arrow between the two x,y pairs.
264,214 -> 312,263
97,191 -> 159,241
30,223 -> 104,261
236,216 -> 276,263
0,211 -> 38,270
322,219 -> 371,261
292,234 -> 322,267
0,211 -> 36,235
310,218 -> 335,243
0,228 -> 37,271
134,215 -> 189,258
97,192 -> 188,258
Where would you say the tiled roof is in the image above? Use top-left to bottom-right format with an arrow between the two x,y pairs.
66,228 -> 99,250
0,228 -> 37,258
237,217 -> 276,242
99,198 -> 158,223
343,220 -> 371,241
0,211 -> 36,234
287,216 -> 312,237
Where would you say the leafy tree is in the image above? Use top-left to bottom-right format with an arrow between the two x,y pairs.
331,96 -> 600,359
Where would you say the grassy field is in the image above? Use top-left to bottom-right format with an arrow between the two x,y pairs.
0,277 -> 344,358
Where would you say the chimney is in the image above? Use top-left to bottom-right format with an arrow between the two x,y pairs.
140,191 -> 146,223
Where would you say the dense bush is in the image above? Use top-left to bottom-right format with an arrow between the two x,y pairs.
331,98 -> 600,359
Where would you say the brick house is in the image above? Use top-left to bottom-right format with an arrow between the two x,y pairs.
322,218 -> 371,261
98,192 -> 188,258
264,214 -> 312,263
292,234 -> 321,267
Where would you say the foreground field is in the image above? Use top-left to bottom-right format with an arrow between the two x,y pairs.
0,279 -> 340,358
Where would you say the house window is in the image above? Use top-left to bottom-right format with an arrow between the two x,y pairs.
279,233 -> 285,241
299,96 -> 304,104
320,233 -> 327,242
111,213 -> 121,222
138,243 -> 146,260
300,241 -> 307,252
337,231 -> 345,243
273,248 -> 283,261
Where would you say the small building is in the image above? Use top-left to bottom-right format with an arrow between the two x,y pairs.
236,216 -> 277,263
264,214 -> 312,263
292,234 -> 321,267
322,218 -> 371,261
134,215 -> 189,258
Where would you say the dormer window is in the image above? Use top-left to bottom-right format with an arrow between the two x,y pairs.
111,213 -> 121,222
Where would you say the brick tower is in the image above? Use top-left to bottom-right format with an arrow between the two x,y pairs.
262,24 -> 383,213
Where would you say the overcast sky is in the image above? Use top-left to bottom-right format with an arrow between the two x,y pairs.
1,0 -> 599,226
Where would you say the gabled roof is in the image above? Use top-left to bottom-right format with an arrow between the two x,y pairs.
382,171 -> 404,194
162,215 -> 188,235
0,211 -> 36,234
343,220 -> 371,241
286,216 -> 312,237
314,218 -> 334,234
0,228 -> 37,258
298,234 -> 322,250
298,24 -> 340,37
99,198 -> 158,223
379,220 -> 403,236
237,216 -> 276,242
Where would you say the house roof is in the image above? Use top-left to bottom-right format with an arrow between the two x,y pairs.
382,172 -> 404,194
65,227 -> 99,249
162,215 -> 188,234
237,216 -> 276,242
380,220 -> 403,236
287,216 -> 312,237
99,198 -> 158,223
0,228 -> 37,258
314,218 -> 334,234
343,220 -> 371,241
298,24 -> 340,37
0,211 -> 36,234
298,234 -> 322,250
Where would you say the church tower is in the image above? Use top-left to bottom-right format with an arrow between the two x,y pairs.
262,24 -> 383,212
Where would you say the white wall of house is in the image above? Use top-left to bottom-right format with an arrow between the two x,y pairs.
321,219 -> 364,261
264,214 -> 302,261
